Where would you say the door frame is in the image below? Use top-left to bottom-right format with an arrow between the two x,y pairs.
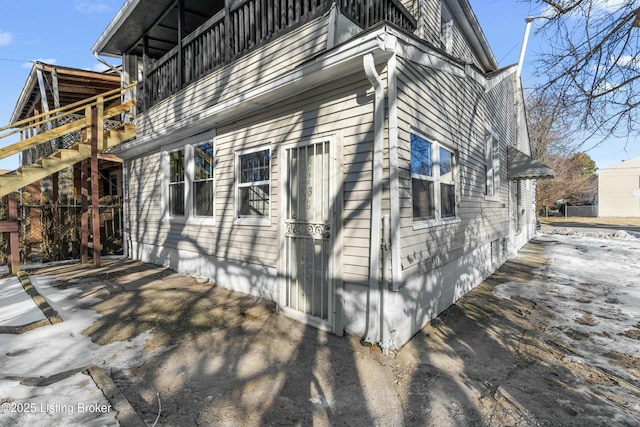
277,136 -> 342,333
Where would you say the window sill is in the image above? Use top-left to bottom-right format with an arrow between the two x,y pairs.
484,195 -> 501,202
164,215 -> 216,227
412,216 -> 461,230
233,217 -> 271,227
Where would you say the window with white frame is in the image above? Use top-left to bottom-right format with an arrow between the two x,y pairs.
411,132 -> 457,223
193,141 -> 214,217
236,147 -> 270,224
164,135 -> 215,222
169,149 -> 185,216
441,1 -> 453,54
485,129 -> 500,199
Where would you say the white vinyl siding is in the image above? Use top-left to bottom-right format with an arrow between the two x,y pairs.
136,17 -> 330,137
397,56 -> 513,273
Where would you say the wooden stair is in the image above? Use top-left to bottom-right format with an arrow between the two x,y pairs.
0,83 -> 137,198
0,124 -> 135,197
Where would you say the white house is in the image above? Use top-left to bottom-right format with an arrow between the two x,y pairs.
92,0 -> 553,349
598,156 -> 640,217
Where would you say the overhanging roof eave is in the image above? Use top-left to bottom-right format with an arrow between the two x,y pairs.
507,147 -> 555,180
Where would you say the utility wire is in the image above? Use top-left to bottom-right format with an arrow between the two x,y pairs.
0,57 -> 34,64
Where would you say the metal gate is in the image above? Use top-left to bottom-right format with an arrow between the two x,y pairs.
281,140 -> 334,327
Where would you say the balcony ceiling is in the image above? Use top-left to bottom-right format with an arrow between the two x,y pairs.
93,0 -> 223,59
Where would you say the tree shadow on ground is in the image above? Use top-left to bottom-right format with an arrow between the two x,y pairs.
396,239 -> 640,426
26,258 -> 389,426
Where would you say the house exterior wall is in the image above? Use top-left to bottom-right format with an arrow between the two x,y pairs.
412,0 -> 487,71
598,157 -> 640,217
125,60 -> 379,331
389,55 -> 534,347
112,2 -> 536,348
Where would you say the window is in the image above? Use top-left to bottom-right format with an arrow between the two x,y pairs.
193,141 -> 214,217
169,149 -> 185,216
441,1 -> 453,53
236,147 -> 270,225
485,129 -> 500,199
411,132 -> 458,224
164,134 -> 215,223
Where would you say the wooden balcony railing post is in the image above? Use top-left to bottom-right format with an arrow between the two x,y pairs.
178,0 -> 185,90
81,159 -> 89,264
90,107 -> 101,268
7,193 -> 20,275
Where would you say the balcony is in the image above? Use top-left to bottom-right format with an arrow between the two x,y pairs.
131,0 -> 416,109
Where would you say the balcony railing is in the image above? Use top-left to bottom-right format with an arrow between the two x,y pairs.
142,0 -> 416,108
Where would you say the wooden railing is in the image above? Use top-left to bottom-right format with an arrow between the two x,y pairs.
143,0 -> 415,108
0,82 -> 138,162
337,0 -> 416,31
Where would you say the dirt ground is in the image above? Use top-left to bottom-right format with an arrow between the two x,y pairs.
22,238 -> 640,426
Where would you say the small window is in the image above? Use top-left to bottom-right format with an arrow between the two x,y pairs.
164,133 -> 215,223
169,149 -> 185,216
485,129 -> 500,199
236,147 -> 271,224
411,133 -> 458,224
411,135 -> 435,220
441,1 -> 453,53
439,147 -> 456,218
193,141 -> 214,217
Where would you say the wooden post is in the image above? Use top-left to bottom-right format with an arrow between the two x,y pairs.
178,0 -> 185,90
143,36 -> 150,110
35,64 -> 52,133
81,159 -> 89,264
91,105 -> 102,267
225,0 -> 232,61
7,193 -> 20,275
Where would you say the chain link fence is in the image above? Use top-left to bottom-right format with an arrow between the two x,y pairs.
0,201 -> 122,265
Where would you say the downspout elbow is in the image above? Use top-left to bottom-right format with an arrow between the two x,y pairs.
93,52 -> 122,77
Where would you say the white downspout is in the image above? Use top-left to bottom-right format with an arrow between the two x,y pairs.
363,53 -> 384,346
515,17 -> 535,81
386,50 -> 401,351
93,52 -> 122,76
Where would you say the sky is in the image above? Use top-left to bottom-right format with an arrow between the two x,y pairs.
0,0 -> 639,171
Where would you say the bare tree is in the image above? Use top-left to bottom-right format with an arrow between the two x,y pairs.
527,92 -> 598,209
530,0 -> 640,143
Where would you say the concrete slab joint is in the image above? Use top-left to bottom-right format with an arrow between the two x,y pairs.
0,271 -> 63,334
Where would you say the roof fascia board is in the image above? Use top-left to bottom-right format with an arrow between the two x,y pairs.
92,0 -> 142,55
443,0 -> 497,72
10,64 -> 39,125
